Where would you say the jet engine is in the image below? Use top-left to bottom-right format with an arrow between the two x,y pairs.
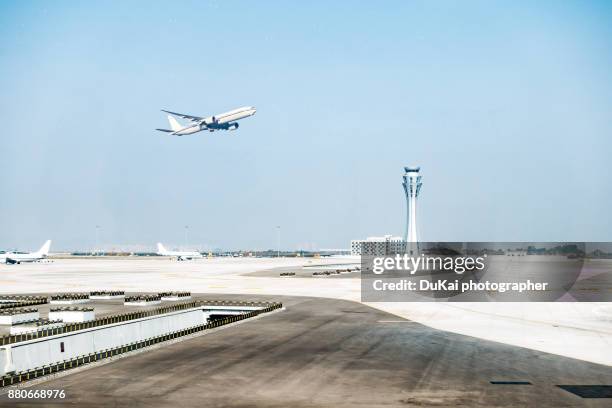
204,116 -> 217,125
228,123 -> 239,131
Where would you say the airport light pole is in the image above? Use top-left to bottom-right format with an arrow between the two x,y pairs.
184,225 -> 189,250
276,226 -> 281,258
95,225 -> 100,256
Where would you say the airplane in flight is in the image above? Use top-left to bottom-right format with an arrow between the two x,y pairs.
0,240 -> 52,264
156,106 -> 256,136
156,243 -> 203,261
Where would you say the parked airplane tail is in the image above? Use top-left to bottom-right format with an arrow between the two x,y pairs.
37,240 -> 51,256
157,243 -> 167,254
167,115 -> 183,132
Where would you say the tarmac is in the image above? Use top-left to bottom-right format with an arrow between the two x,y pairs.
1,294 -> 610,407
0,257 -> 611,366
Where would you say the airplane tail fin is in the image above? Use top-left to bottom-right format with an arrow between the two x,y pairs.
167,115 -> 183,132
37,240 -> 51,256
157,243 -> 167,254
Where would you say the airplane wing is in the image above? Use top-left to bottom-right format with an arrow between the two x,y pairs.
161,110 -> 203,121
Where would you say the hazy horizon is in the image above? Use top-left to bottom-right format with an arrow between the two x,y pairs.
1,1 -> 611,251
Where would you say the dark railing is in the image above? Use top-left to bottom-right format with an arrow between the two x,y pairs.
50,293 -> 89,301
90,291 -> 125,296
0,308 -> 38,316
0,296 -> 47,302
124,295 -> 161,302
0,298 -> 48,310
49,307 -> 94,312
159,292 -> 191,298
0,302 -> 282,387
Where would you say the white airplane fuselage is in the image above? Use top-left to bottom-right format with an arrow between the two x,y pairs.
162,106 -> 256,136
1,240 -> 52,264
156,243 -> 202,261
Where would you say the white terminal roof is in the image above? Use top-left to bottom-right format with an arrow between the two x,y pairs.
359,235 -> 403,242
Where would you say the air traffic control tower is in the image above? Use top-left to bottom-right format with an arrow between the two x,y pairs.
402,166 -> 422,254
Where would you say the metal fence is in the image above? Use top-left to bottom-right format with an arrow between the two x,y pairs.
0,302 -> 282,388
0,299 -> 48,311
0,300 -> 278,346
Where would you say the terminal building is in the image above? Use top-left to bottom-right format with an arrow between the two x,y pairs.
350,235 -> 405,256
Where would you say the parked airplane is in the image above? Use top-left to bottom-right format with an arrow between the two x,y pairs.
156,106 -> 256,136
156,243 -> 203,261
0,240 -> 52,264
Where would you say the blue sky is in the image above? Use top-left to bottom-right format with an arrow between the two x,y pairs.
0,1 -> 611,251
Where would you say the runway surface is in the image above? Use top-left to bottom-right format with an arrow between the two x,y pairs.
1,295 -> 611,407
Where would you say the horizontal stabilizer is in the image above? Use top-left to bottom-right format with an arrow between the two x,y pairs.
156,128 -> 174,133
